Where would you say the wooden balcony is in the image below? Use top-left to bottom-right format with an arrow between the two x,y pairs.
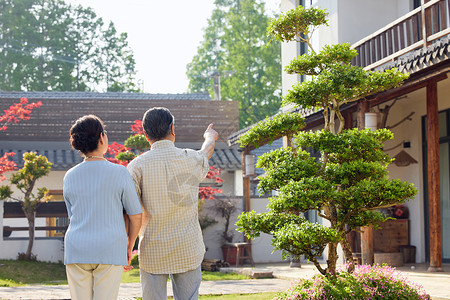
352,0 -> 450,70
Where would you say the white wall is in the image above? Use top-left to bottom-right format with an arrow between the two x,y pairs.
250,197 -> 285,263
281,0 -> 301,97
281,0 -> 414,96
336,0 -> 405,45
1,200 -> 64,263
2,171 -> 66,238
202,197 -> 246,260
381,77 -> 450,263
382,88 -> 426,262
201,196 -> 286,263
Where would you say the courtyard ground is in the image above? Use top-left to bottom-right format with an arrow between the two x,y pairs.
0,262 -> 449,299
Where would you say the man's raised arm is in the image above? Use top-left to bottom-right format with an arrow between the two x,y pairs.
200,123 -> 219,159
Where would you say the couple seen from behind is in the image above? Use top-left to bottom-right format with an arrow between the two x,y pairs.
63,107 -> 219,300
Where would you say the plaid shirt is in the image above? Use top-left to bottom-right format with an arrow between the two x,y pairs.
127,140 -> 209,274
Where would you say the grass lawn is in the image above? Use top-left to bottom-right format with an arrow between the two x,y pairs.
0,259 -> 67,287
0,260 -> 250,287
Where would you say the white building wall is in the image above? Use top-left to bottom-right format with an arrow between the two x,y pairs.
281,0 -> 415,96
337,0 -> 405,45
281,0 -> 301,97
218,171 -> 236,195
382,88 -> 427,263
381,77 -> 450,263
202,196 -> 286,263
234,170 -> 244,196
3,171 -> 65,238
1,200 -> 64,263
250,197 -> 285,263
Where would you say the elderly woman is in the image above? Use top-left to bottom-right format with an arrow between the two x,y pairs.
63,115 -> 142,300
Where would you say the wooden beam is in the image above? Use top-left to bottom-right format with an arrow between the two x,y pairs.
3,201 -> 68,218
369,73 -> 448,107
426,79 -> 444,272
357,99 -> 374,265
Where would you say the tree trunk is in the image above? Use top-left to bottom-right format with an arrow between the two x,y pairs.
326,242 -> 338,275
25,211 -> 35,260
340,235 -> 355,273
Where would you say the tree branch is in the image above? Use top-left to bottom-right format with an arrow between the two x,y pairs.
310,256 -> 326,275
386,112 -> 415,130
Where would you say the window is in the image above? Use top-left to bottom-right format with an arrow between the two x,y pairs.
46,190 -> 69,237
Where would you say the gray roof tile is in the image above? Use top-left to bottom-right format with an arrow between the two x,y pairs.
1,146 -> 242,171
0,91 -> 211,101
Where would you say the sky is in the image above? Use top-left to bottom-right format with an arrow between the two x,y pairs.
67,0 -> 280,94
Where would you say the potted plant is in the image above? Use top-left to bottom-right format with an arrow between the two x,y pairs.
208,196 -> 240,264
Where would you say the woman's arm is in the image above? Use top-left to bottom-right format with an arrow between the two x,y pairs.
126,213 -> 142,266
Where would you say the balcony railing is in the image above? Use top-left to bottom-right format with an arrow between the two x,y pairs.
351,0 -> 450,70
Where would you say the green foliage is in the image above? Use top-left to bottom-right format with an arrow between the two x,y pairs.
273,221 -> 340,260
283,64 -> 409,110
285,44 -> 358,75
267,6 -> 328,43
0,185 -> 12,200
238,113 -> 305,148
295,129 -> 393,164
0,152 -> 52,260
3,152 -> 52,209
237,211 -> 307,239
256,148 -> 319,193
275,264 -> 429,300
124,134 -> 149,153
130,253 -> 139,266
0,0 -> 140,92
236,5 -> 416,276
116,151 -> 137,162
187,0 -> 282,128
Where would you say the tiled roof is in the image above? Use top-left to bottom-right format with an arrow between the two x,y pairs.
379,37 -> 450,74
0,92 -> 238,143
209,147 -> 242,170
1,145 -> 242,171
0,91 -> 211,100
250,138 -> 284,175
227,107 -> 318,147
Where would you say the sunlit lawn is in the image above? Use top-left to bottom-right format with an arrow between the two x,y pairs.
0,260 -> 250,287
0,259 -> 67,287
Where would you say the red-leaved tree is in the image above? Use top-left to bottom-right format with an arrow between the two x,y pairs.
0,98 -> 42,181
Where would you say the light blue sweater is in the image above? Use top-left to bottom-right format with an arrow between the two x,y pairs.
63,161 -> 142,266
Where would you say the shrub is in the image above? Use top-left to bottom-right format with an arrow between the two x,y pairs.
275,264 -> 430,300
130,250 -> 139,266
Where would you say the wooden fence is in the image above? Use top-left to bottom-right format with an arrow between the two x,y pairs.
352,0 -> 450,70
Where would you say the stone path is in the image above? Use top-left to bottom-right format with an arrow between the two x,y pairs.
0,279 -> 292,299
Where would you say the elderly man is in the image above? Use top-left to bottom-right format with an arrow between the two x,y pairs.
127,107 -> 218,300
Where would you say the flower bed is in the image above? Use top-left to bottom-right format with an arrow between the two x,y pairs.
276,264 -> 429,300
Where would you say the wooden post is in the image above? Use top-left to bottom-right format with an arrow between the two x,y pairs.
241,147 -> 252,244
356,100 -> 369,128
344,110 -> 353,129
242,148 -> 251,213
357,99 -> 374,265
426,80 -> 443,272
